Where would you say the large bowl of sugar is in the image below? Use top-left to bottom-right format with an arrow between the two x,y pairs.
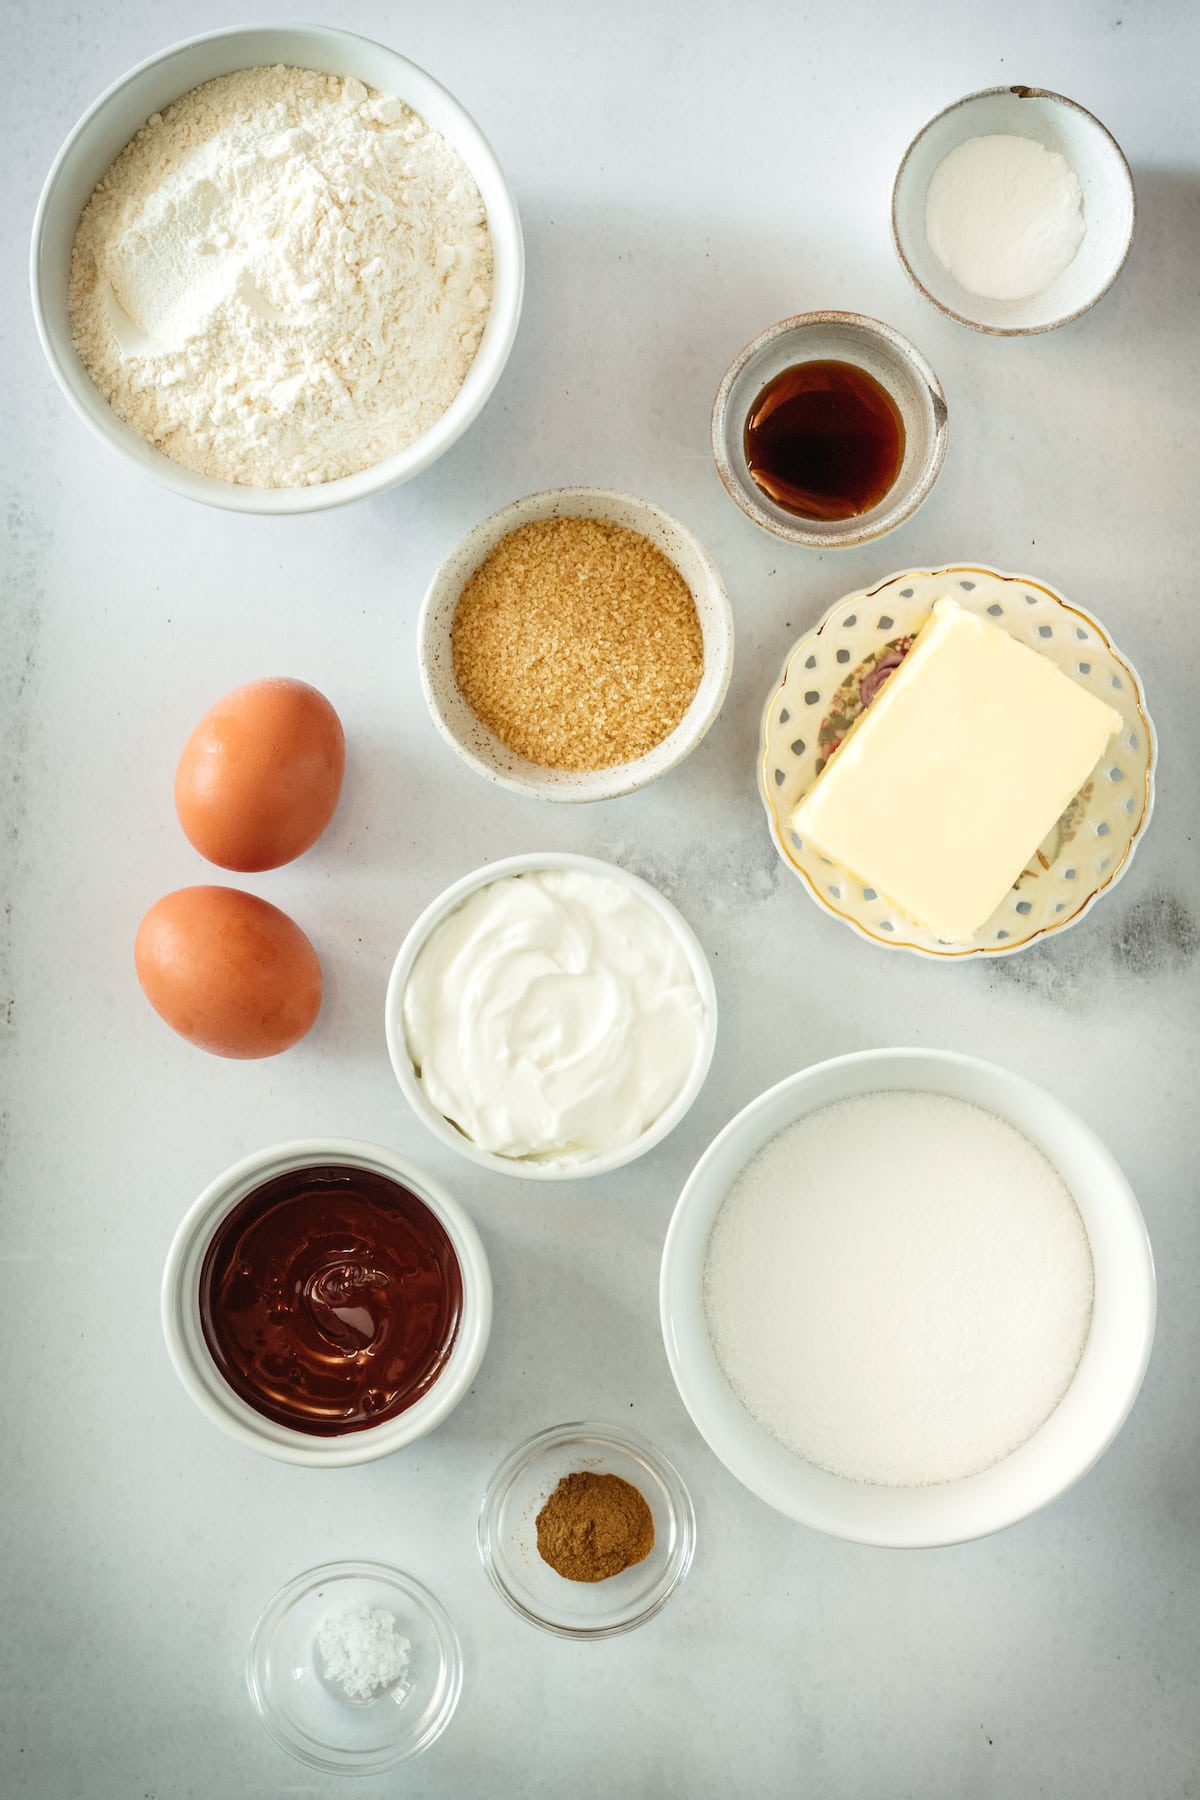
659,1048 -> 1155,1547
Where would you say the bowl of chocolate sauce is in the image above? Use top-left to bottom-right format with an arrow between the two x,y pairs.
711,311 -> 948,547
162,1141 -> 492,1464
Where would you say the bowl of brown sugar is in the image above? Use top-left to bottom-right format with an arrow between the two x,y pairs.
418,487 -> 734,800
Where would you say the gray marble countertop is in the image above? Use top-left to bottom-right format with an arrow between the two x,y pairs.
4,1 -> 1199,1794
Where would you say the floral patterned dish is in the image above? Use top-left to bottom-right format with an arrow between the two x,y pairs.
758,566 -> 1156,959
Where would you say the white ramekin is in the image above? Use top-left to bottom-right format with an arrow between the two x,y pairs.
661,1048 -> 1155,1548
418,487 -> 734,802
161,1138 -> 492,1465
385,852 -> 719,1181
30,25 -> 524,514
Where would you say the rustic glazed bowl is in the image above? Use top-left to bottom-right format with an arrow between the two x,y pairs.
711,311 -> 948,548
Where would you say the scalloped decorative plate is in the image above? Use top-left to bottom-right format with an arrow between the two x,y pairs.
758,566 -> 1156,959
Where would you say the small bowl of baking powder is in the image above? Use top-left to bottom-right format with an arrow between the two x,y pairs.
892,86 -> 1134,334
31,25 -> 524,512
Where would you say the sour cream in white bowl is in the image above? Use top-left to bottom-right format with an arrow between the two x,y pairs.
385,853 -> 717,1181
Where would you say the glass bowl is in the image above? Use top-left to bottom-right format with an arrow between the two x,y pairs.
246,1561 -> 463,1773
477,1422 -> 696,1637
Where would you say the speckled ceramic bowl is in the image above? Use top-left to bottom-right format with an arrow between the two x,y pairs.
711,312 -> 948,548
417,487 -> 734,801
892,86 -> 1135,334
758,565 -> 1156,958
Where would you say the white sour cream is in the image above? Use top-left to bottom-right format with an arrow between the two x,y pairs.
402,868 -> 707,1165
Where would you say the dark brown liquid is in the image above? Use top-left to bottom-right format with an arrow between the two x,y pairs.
199,1164 -> 463,1436
744,360 -> 905,521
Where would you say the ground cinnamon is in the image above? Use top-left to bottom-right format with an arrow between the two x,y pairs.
535,1471 -> 655,1582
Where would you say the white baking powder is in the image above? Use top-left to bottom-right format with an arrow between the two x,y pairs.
924,133 -> 1085,302
317,1606 -> 411,1703
703,1091 -> 1094,1487
69,66 -> 492,487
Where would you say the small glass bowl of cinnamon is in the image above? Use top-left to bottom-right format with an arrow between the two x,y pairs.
477,1422 -> 696,1637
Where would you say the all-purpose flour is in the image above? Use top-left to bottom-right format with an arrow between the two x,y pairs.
704,1091 -> 1094,1487
69,66 -> 493,487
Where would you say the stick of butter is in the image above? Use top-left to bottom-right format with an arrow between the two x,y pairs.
789,598 -> 1123,944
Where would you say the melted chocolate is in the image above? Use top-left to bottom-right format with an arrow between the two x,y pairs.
199,1164 -> 463,1435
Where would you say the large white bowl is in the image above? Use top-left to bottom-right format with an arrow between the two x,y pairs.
385,852 -> 718,1181
161,1138 -> 492,1465
418,488 -> 734,802
660,1049 -> 1155,1547
30,25 -> 524,513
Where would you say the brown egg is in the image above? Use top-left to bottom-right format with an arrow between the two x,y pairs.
135,887 -> 322,1059
174,678 -> 345,872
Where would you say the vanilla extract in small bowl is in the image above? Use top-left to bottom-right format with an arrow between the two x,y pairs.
744,360 -> 905,522
711,311 -> 948,548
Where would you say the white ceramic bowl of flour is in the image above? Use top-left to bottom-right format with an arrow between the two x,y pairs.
419,487 -> 734,802
660,1048 -> 1155,1547
31,25 -> 524,513
892,87 -> 1134,334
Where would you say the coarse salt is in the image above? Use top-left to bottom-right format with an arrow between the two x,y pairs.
703,1091 -> 1094,1488
317,1606 -> 411,1703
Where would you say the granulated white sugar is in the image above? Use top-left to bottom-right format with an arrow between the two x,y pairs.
703,1091 -> 1093,1487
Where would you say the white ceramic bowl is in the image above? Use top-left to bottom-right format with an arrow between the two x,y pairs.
30,24 -> 524,513
711,312 -> 948,549
892,86 -> 1134,334
660,1049 -> 1155,1547
161,1139 -> 492,1465
418,487 -> 734,801
385,852 -> 718,1181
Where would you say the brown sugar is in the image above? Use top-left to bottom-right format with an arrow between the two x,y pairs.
450,515 -> 705,772
535,1470 -> 656,1582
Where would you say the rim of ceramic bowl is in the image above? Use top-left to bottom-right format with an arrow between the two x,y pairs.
890,85 -> 1136,337
476,1421 -> 697,1638
660,1048 -> 1156,1547
417,486 -> 734,801
710,311 -> 949,548
29,23 -> 525,514
161,1138 -> 492,1464
384,851 -> 719,1181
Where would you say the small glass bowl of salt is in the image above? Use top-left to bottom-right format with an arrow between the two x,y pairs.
246,1561 -> 462,1773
